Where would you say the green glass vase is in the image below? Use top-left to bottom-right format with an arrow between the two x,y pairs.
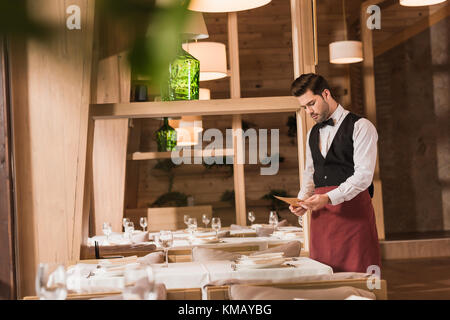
161,43 -> 200,101
156,117 -> 177,152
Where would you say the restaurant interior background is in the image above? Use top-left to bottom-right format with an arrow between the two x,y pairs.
0,0 -> 448,300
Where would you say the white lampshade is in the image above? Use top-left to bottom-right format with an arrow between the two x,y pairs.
169,116 -> 203,147
182,11 -> 209,40
400,0 -> 447,6
199,88 -> 211,100
329,41 -> 363,64
182,42 -> 228,81
189,0 -> 272,12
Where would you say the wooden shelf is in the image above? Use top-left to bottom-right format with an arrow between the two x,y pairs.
91,96 -> 300,120
127,148 -> 235,161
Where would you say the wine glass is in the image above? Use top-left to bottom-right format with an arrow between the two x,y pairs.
298,215 -> 303,231
102,222 -> 112,243
125,221 -> 134,241
211,217 -> 221,239
122,218 -> 130,232
269,211 -> 279,228
140,217 -> 148,232
123,265 -> 158,300
188,218 -> 198,232
248,211 -> 256,226
183,215 -> 190,229
157,231 -> 173,268
202,214 -> 210,229
35,263 -> 67,300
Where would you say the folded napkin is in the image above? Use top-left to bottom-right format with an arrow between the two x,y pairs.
251,241 -> 302,258
272,230 -> 303,240
237,253 -> 285,266
230,224 -> 251,231
276,219 -> 289,227
98,256 -> 138,267
137,252 -> 165,265
192,247 -> 242,262
255,226 -> 275,237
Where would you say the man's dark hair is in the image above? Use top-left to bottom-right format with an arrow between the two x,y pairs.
291,73 -> 336,99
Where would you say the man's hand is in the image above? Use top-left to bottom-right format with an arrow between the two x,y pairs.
302,194 -> 331,211
289,200 -> 308,217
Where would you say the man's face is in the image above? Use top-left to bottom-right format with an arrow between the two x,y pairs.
296,89 -> 330,123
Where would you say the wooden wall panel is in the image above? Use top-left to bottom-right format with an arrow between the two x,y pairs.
8,0 -> 95,297
92,119 -> 129,234
0,37 -> 16,299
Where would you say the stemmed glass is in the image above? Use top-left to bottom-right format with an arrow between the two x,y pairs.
211,217 -> 221,239
183,215 -> 190,229
122,218 -> 130,232
202,214 -> 210,229
140,217 -> 148,232
187,218 -> 198,243
248,211 -> 256,226
157,231 -> 173,268
125,221 -> 134,241
269,211 -> 279,229
102,222 -> 112,244
123,265 -> 158,300
298,215 -> 303,231
35,263 -> 67,300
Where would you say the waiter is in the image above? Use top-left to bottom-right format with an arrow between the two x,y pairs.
289,73 -> 381,273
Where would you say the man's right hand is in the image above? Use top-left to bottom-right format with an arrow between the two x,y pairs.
289,204 -> 307,217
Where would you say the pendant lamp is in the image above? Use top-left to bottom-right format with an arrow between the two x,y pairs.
329,0 -> 363,64
169,116 -> 204,147
182,11 -> 209,40
188,0 -> 272,13
182,42 -> 228,81
400,0 -> 447,6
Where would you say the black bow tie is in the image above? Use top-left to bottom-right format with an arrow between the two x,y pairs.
318,118 -> 334,129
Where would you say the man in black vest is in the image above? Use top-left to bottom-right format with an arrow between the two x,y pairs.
289,73 -> 381,273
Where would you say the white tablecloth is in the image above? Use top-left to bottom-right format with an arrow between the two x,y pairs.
151,258 -> 332,291
66,257 -> 332,299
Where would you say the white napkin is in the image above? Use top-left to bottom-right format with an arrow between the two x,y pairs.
237,252 -> 285,265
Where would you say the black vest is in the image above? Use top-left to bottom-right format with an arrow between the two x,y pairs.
309,112 -> 374,198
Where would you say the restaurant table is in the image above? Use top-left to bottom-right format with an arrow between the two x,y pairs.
66,257 -> 333,300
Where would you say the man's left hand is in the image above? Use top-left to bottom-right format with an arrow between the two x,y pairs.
302,194 -> 331,211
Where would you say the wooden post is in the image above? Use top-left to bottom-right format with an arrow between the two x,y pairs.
0,36 -> 16,299
228,12 -> 247,226
290,0 -> 317,253
361,0 -> 386,240
8,0 -> 96,297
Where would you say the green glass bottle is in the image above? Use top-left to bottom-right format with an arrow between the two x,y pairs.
161,42 -> 200,101
156,117 -> 177,152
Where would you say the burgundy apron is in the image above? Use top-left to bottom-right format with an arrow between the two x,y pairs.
310,186 -> 381,273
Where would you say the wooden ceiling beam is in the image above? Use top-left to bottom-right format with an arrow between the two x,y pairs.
374,4 -> 449,57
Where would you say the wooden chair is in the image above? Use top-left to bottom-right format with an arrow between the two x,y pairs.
125,205 -> 213,232
206,278 -> 388,300
168,244 -> 262,263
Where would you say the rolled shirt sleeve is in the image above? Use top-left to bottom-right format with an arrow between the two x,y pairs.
297,129 -> 316,200
326,118 -> 378,205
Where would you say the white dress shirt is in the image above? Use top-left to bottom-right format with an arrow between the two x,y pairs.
297,105 -> 378,206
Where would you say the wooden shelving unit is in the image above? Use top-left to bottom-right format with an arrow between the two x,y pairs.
127,148 -> 235,161
87,0 -> 318,253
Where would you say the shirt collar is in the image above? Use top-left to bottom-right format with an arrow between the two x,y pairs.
327,104 -> 344,125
